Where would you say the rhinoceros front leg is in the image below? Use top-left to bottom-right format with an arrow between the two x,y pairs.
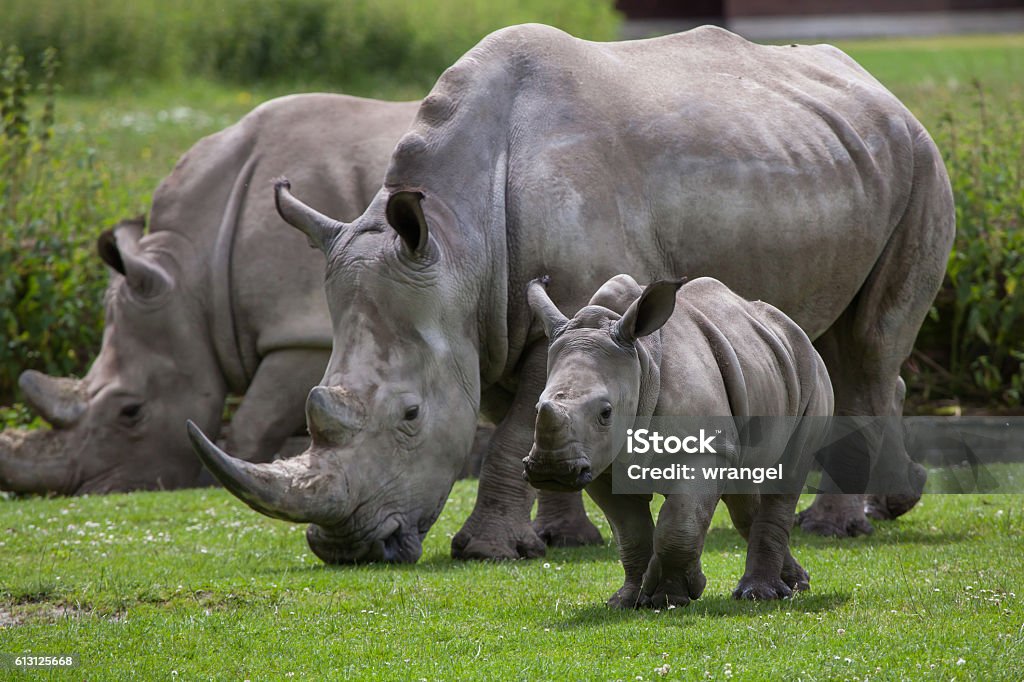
223,348 -> 328,463
638,488 -> 718,608
451,343 -> 550,560
585,473 -> 653,609
726,493 -> 807,600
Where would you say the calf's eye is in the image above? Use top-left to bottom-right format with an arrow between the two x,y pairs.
599,405 -> 613,422
403,405 -> 420,421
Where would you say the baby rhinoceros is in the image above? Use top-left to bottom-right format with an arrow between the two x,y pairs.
523,275 -> 834,608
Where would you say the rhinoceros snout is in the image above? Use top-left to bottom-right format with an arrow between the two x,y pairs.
305,520 -> 423,565
522,450 -> 592,492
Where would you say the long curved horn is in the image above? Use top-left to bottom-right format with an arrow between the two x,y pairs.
273,178 -> 346,253
186,421 -> 346,526
18,370 -> 87,428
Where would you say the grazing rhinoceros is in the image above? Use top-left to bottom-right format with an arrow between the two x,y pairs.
523,275 -> 833,607
0,93 -> 419,495
189,24 -> 954,564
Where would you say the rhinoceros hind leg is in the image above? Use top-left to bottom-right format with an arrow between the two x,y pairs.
795,494 -> 874,537
532,489 -> 604,547
809,146 -> 953,533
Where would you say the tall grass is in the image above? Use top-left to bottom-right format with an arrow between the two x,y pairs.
0,0 -> 621,92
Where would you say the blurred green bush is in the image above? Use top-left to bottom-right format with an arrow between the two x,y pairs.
911,81 -> 1024,408
0,0 -> 621,91
1,44 -> 133,406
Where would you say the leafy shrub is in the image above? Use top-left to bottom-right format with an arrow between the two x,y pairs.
0,0 -> 621,92
909,80 -> 1024,408
0,44 -> 136,406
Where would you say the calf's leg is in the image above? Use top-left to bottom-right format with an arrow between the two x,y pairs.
585,474 -> 653,608
726,493 -> 806,600
639,488 -> 719,608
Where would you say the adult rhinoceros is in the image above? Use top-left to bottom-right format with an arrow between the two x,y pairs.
190,24 -> 954,562
0,94 -> 419,495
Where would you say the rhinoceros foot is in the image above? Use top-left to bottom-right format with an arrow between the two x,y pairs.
636,576 -> 704,609
732,575 -> 793,601
636,557 -> 706,609
532,513 -> 604,548
606,584 -> 644,609
781,556 -> 811,593
451,514 -> 547,561
864,461 -> 927,520
795,494 -> 874,538
864,493 -> 918,521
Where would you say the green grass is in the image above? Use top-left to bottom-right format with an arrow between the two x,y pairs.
0,483 -> 1021,678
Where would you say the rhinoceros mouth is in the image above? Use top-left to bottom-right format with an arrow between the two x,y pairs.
522,470 -> 594,493
522,451 -> 593,492
306,514 -> 424,565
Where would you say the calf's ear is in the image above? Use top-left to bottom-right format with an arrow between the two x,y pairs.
526,276 -> 568,339
386,190 -> 429,256
97,216 -> 173,299
614,278 -> 686,345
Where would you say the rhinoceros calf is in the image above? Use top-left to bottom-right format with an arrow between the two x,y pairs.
524,275 -> 833,607
0,94 -> 419,495
191,24 -> 953,565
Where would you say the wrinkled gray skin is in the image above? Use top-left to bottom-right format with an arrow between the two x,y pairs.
191,24 -> 954,563
524,275 -> 833,607
0,94 -> 419,495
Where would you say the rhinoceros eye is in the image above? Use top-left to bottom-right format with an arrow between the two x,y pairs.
119,403 -> 144,425
598,404 -> 613,425
403,405 -> 420,421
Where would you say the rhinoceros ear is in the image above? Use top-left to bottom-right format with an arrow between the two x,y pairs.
97,216 -> 173,299
386,190 -> 428,255
527,276 -> 569,339
97,215 -> 143,275
614,278 -> 686,345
